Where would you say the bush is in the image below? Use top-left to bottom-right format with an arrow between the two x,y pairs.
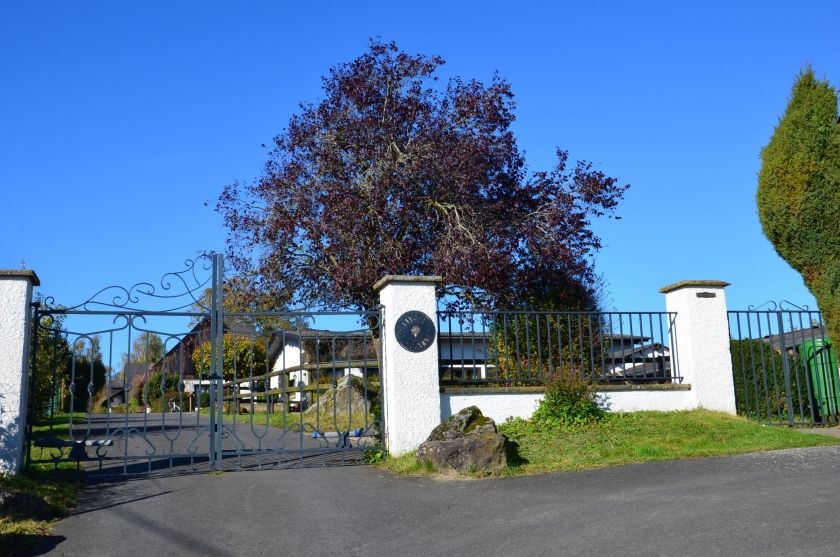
198,392 -> 211,408
145,372 -> 182,403
531,369 -> 606,428
149,391 -> 183,412
729,338 -> 808,421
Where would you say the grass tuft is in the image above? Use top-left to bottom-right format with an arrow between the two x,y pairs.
378,453 -> 430,475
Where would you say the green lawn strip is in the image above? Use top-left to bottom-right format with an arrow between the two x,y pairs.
218,409 -> 374,433
502,410 -> 840,476
379,410 -> 840,477
1,414 -> 83,556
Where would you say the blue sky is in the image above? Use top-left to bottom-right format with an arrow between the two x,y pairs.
2,0 -> 838,319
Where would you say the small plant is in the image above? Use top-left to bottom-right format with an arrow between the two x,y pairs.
531,369 -> 606,428
363,447 -> 386,464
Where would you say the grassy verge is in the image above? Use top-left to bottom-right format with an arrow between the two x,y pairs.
1,414 -> 84,557
216,408 -> 376,433
379,410 -> 840,477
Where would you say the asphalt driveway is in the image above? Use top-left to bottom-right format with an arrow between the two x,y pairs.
34,443 -> 840,557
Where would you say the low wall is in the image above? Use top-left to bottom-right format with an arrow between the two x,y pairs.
440,384 -> 694,423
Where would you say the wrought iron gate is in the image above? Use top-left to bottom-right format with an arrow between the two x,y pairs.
25,254 -> 382,475
728,302 -> 838,427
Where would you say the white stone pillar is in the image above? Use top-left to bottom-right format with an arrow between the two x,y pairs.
374,275 -> 442,456
660,280 -> 736,414
0,270 -> 39,474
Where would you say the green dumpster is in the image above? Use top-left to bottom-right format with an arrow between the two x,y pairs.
799,339 -> 840,423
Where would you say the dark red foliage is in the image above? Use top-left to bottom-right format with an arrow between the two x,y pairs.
218,40 -> 628,311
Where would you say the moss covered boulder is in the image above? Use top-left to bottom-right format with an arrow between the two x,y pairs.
304,375 -> 377,431
416,406 -> 506,476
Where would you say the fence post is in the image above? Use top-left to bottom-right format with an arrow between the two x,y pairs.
374,275 -> 442,456
660,280 -> 736,414
0,270 -> 39,474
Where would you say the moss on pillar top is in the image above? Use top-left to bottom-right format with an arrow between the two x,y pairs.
659,280 -> 730,294
0,270 -> 40,286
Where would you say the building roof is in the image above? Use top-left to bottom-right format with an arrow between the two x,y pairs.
122,362 -> 151,382
608,343 -> 670,361
761,324 -> 829,352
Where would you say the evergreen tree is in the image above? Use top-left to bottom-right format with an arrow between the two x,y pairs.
758,68 -> 840,344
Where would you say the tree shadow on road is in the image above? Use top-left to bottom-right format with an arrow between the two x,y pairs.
0,534 -> 65,557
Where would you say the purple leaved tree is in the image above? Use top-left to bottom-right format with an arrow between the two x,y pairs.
218,40 -> 628,313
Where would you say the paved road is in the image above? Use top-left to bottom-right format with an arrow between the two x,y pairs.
37,445 -> 840,557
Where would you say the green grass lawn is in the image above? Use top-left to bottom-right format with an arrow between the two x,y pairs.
381,410 -> 840,477
219,408 -> 376,433
1,414 -> 83,557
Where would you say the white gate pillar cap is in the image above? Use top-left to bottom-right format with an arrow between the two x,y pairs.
0,270 -> 40,286
373,275 -> 442,292
659,279 -> 729,294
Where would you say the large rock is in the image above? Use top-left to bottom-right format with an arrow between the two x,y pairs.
416,406 -> 507,476
304,375 -> 376,431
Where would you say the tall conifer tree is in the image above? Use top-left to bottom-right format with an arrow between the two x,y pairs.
758,68 -> 840,342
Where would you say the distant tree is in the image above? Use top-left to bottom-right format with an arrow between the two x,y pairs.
121,331 -> 164,373
189,284 -> 292,333
219,40 -> 627,312
74,335 -> 102,362
191,333 -> 268,381
30,314 -> 72,417
64,352 -> 107,413
30,304 -> 107,415
757,68 -> 840,344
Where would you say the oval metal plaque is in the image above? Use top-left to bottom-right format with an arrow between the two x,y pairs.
395,310 -> 436,353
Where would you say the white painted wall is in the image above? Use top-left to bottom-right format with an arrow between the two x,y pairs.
376,276 -> 442,456
603,388 -> 695,412
441,387 -> 695,423
442,392 -> 543,423
661,281 -> 736,414
0,271 -> 37,474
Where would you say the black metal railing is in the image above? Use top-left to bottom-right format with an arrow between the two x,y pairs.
728,302 -> 838,426
437,310 -> 679,386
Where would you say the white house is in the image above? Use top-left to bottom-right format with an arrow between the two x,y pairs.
268,329 -> 377,410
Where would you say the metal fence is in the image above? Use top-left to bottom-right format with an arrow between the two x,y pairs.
437,310 -> 680,386
728,303 -> 838,426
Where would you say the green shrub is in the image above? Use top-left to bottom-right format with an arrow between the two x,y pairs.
729,338 -> 810,421
531,369 -> 606,428
145,372 -> 182,402
198,392 -> 211,408
149,391 -> 183,412
757,68 -> 840,349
